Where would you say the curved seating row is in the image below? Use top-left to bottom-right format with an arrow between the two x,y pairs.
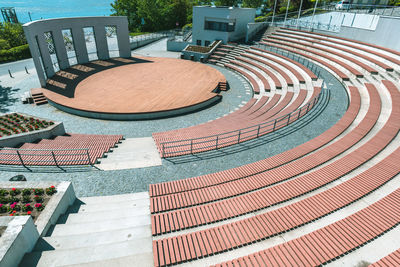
149,86 -> 357,198
152,79 -> 399,265
150,82 -> 382,216
260,40 -> 351,81
266,35 -> 379,75
280,27 -> 400,65
273,31 -> 393,72
212,185 -> 400,267
249,47 -> 317,82
371,248 -> 400,267
153,48 -> 319,157
151,28 -> 400,267
153,147 -> 400,266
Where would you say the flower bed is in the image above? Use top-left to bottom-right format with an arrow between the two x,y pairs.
0,186 -> 57,221
0,113 -> 54,138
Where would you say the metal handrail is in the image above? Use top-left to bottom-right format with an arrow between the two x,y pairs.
0,147 -> 93,166
160,85 -> 326,158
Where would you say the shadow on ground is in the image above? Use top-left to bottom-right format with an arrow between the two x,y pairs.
44,57 -> 153,98
0,85 -> 19,113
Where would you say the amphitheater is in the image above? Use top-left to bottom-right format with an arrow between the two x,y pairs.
0,7 -> 400,267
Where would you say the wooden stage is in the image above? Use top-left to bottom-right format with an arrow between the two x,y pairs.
41,57 -> 225,118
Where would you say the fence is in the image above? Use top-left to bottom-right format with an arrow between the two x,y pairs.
321,4 -> 400,17
160,85 -> 326,158
0,148 -> 92,167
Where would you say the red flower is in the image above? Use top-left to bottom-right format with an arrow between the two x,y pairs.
51,185 -> 55,188
12,188 -> 16,191
27,211 -> 32,215
12,210 -> 16,213
9,214 -> 13,216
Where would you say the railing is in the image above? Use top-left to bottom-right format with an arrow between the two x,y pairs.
0,148 -> 93,167
321,4 -> 400,17
272,19 -> 341,32
160,85 -> 326,158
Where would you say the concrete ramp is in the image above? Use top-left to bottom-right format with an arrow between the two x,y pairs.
97,137 -> 162,170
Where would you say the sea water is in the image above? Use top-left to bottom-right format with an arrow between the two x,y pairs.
0,0 -> 114,23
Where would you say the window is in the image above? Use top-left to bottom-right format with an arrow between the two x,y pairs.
83,27 -> 98,61
61,29 -> 77,66
105,26 -> 119,58
204,20 -> 235,32
196,40 -> 201,45
43,31 -> 60,72
205,40 -> 210,46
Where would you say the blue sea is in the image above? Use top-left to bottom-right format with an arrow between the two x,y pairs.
0,0 -> 114,23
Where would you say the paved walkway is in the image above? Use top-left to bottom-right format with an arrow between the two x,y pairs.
97,138 -> 162,171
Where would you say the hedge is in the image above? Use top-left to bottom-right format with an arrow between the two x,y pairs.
0,44 -> 31,63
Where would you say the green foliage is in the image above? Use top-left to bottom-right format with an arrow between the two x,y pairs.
182,23 -> 192,31
0,44 -> 31,63
129,31 -> 150,36
0,22 -> 26,48
112,0 -> 193,32
242,0 -> 263,8
0,39 -> 10,50
214,0 -> 239,6
388,0 -> 400,5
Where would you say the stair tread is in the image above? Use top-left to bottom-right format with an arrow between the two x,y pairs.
62,252 -> 153,267
20,239 -> 153,267
38,226 -> 151,251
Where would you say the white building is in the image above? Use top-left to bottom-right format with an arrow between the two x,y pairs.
192,6 -> 256,45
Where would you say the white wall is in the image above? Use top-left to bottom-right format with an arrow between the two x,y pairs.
192,6 -> 255,45
314,15 -> 400,51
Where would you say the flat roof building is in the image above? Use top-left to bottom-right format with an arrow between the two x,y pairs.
192,6 -> 256,45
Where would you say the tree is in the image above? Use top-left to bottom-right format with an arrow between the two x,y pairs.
242,0 -> 263,8
0,23 -> 26,48
111,0 -> 141,31
112,0 -> 193,32
214,0 -> 239,6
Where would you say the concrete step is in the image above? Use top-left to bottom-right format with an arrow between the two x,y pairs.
50,215 -> 150,237
20,239 -> 153,267
35,226 -> 151,251
78,192 -> 149,204
71,199 -> 149,214
35,100 -> 48,106
59,211 -> 149,225
62,253 -> 153,267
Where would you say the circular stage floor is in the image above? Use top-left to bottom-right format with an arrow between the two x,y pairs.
42,57 -> 225,120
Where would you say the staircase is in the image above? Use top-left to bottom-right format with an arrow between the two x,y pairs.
208,43 -> 249,66
30,88 -> 48,106
19,192 -> 153,267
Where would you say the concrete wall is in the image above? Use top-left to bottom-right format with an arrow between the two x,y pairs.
167,39 -> 190,52
313,15 -> 400,51
192,6 -> 255,45
130,35 -> 165,50
23,16 -> 131,87
246,22 -> 268,42
0,181 -> 76,267
0,216 -> 39,267
228,8 -> 256,42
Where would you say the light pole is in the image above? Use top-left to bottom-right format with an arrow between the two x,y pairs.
310,0 -> 319,30
271,0 -> 278,26
283,0 -> 291,27
296,0 -> 304,28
